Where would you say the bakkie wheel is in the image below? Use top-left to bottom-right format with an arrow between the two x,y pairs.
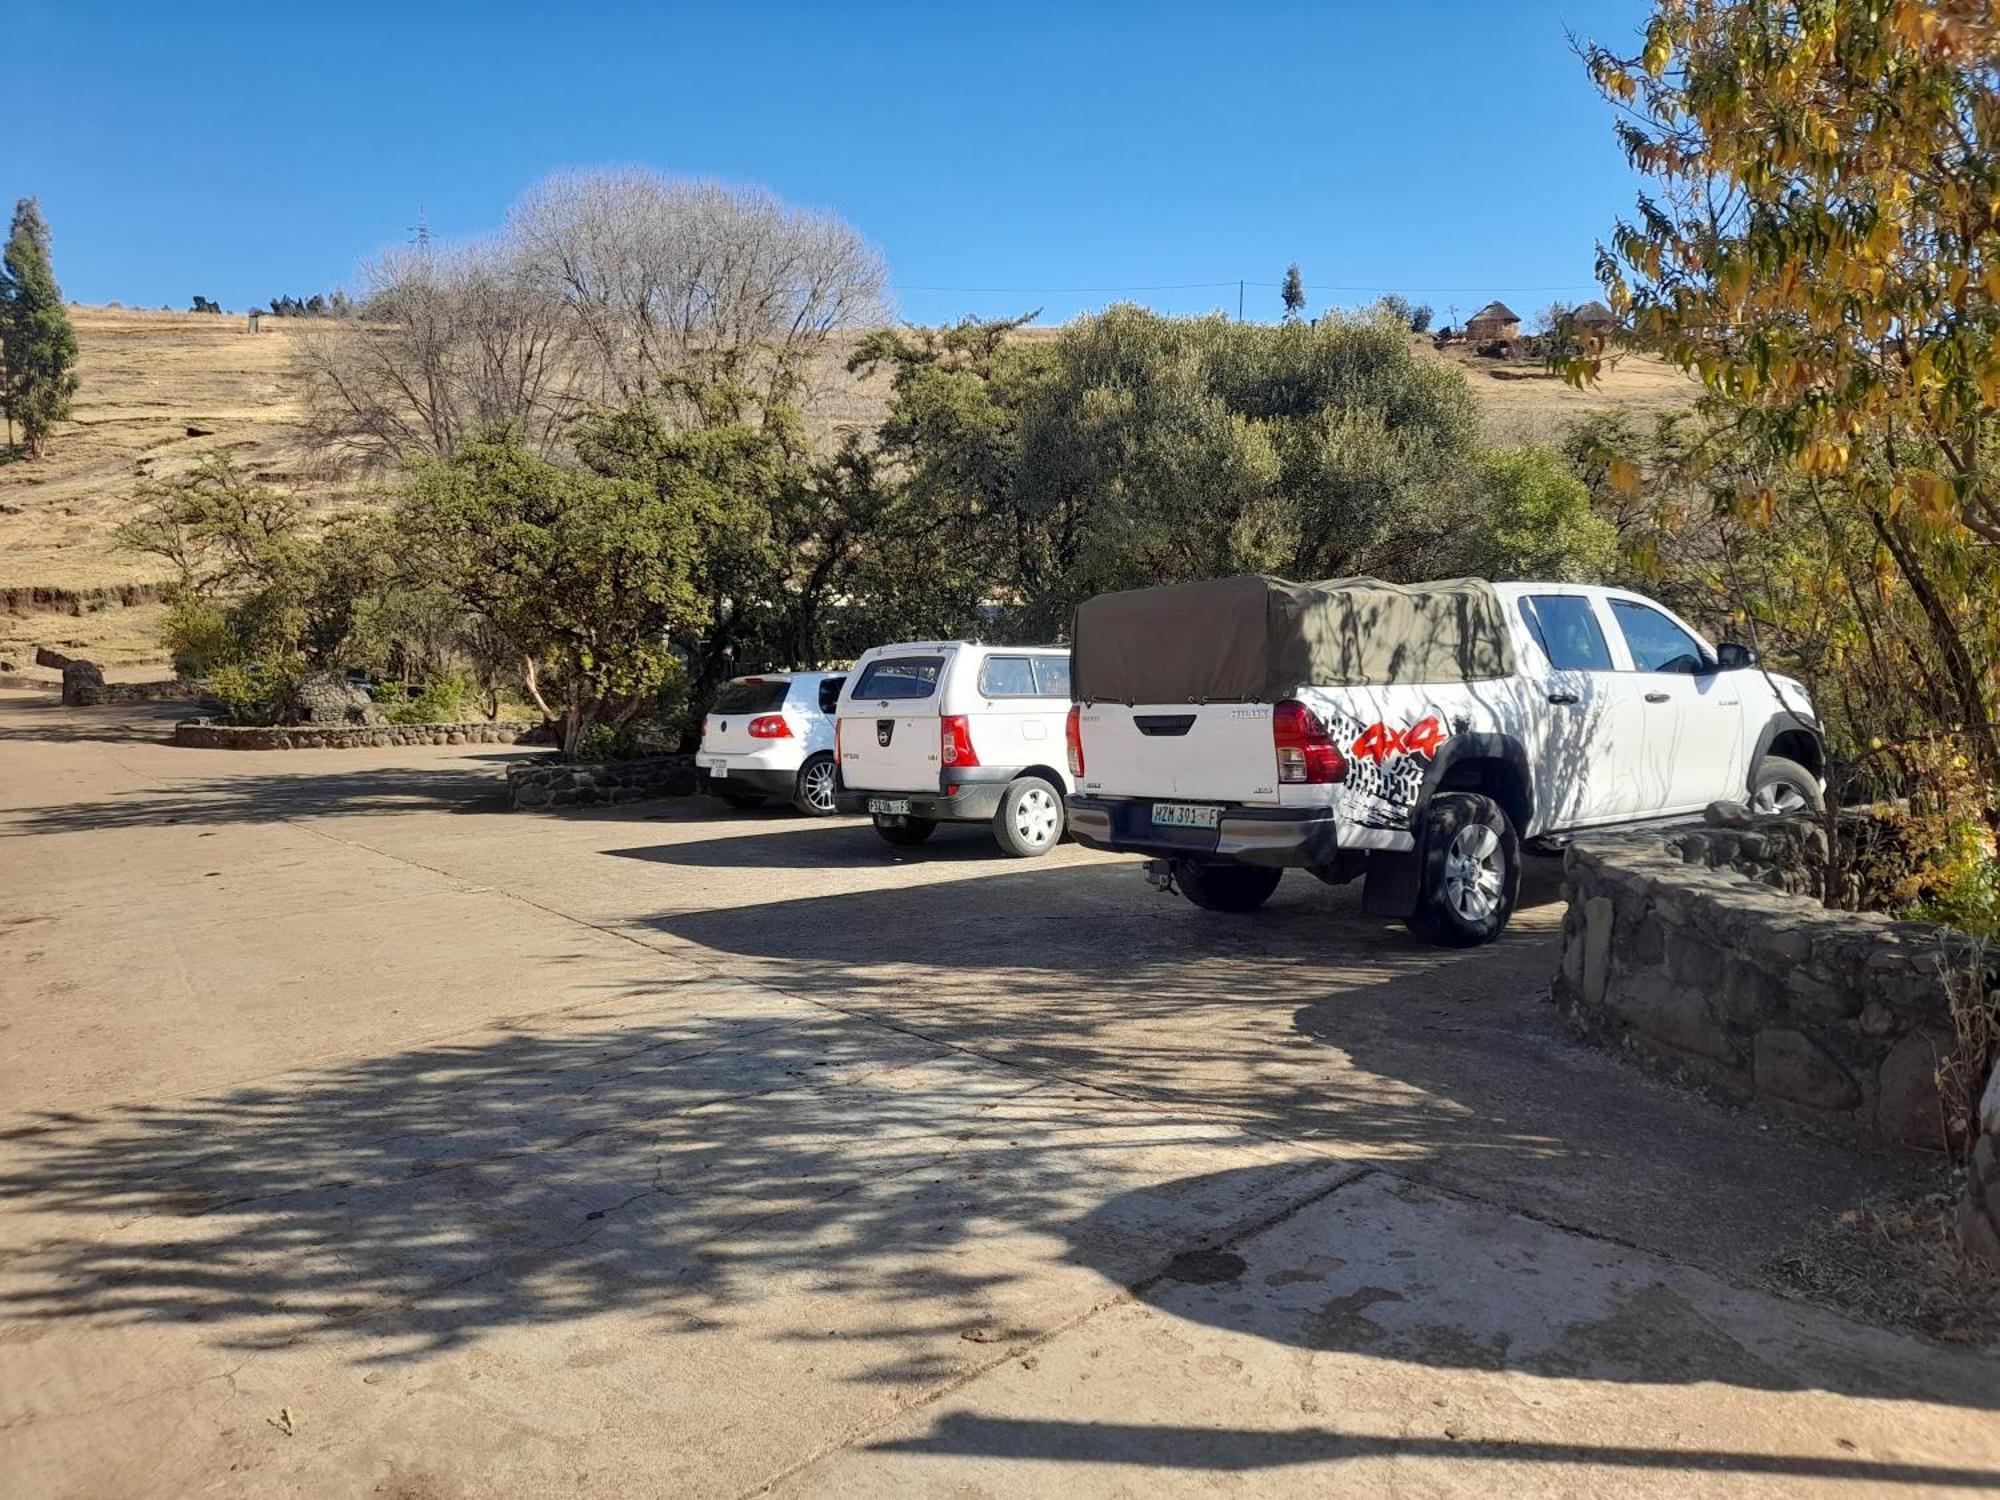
793,753 -> 839,817
1749,754 -> 1824,816
993,776 -> 1064,857
1407,792 -> 1519,947
1173,859 -> 1283,912
873,814 -> 936,847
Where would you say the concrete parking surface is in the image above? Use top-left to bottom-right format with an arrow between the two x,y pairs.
2,692 -> 1995,1498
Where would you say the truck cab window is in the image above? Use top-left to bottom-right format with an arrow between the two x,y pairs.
1609,600 -> 1709,674
1520,595 -> 1613,671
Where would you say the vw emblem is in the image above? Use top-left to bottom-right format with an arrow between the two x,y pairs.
877,720 -> 894,747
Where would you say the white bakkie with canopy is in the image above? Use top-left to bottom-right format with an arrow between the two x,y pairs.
834,641 -> 1076,857
1064,574 -> 1825,946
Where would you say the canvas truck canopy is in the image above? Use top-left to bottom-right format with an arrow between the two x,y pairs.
1071,574 -> 1515,703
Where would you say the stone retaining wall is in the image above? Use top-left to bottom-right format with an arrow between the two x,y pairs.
506,754 -> 698,810
62,660 -> 199,707
1553,822 -> 1981,1154
174,718 -> 544,750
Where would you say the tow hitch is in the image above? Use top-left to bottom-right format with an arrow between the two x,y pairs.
1142,858 -> 1178,895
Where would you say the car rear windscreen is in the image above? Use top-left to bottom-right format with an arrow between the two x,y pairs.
854,657 -> 944,700
712,678 -> 791,713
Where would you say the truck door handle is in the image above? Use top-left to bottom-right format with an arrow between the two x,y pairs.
1547,692 -> 1579,706
1645,691 -> 1670,704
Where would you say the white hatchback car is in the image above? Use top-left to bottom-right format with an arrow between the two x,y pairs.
697,671 -> 848,816
832,642 -> 1075,856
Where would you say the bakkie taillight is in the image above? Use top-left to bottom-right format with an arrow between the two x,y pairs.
835,718 -> 844,759
940,714 -> 979,767
1273,700 -> 1346,784
1065,704 -> 1085,778
748,714 -> 792,739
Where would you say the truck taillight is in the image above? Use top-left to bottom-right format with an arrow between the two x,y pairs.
1065,704 -> 1085,778
941,714 -> 979,767
748,714 -> 792,739
835,718 -> 843,760
1273,700 -> 1346,784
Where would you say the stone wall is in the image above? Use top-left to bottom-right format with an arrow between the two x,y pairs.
506,754 -> 698,810
1553,820 -> 1982,1154
174,718 -> 545,750
61,660 -> 199,707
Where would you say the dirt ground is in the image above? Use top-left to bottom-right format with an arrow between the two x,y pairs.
1,691 -> 1993,1498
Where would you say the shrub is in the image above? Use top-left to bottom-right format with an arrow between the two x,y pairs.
378,676 -> 466,725
162,595 -> 234,678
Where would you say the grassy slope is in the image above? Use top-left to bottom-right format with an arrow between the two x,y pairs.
0,307 -> 1693,669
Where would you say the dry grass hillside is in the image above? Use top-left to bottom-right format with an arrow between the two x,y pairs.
0,306 -> 1695,671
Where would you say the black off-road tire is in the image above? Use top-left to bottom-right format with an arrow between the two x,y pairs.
1749,754 -> 1825,816
1172,859 -> 1283,912
992,775 -> 1066,858
792,753 -> 839,817
872,814 -> 937,847
1406,792 -> 1520,948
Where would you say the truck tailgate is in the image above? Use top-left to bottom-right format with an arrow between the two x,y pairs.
1074,703 -> 1278,804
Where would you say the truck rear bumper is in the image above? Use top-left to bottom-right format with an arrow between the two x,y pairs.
834,767 -> 1010,822
1065,796 -> 1339,869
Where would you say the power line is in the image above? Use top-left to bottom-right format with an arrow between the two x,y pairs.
891,278 -> 1601,296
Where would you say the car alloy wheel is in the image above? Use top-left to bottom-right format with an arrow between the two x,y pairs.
1750,780 -> 1808,815
800,758 -> 837,813
1012,783 -> 1061,848
1443,822 -> 1505,922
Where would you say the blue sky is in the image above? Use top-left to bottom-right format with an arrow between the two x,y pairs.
11,0 -> 1652,326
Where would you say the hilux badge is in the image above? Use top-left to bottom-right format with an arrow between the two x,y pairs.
877,720 -> 894,747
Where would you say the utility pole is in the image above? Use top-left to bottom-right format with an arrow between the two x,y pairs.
1238,279 -> 1244,322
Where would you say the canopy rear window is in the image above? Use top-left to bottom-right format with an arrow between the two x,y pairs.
855,656 -> 944,701
1072,575 -> 1515,703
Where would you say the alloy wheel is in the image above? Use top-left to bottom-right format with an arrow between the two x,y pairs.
1444,823 -> 1505,922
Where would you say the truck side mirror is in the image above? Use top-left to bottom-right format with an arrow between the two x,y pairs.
1715,642 -> 1759,671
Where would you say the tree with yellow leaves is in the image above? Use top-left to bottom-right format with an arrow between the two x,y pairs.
1574,0 -> 2000,802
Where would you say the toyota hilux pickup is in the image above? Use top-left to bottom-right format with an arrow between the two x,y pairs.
1063,574 -> 1824,945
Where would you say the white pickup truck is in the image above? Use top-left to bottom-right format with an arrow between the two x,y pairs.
1064,575 -> 1824,945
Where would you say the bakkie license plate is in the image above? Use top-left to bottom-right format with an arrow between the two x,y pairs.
1152,802 -> 1222,829
869,798 -> 912,816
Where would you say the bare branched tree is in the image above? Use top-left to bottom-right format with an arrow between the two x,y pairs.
299,171 -> 889,463
507,168 -> 891,424
297,241 -> 585,467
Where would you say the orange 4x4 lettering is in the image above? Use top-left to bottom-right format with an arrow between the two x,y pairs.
1351,715 -> 1447,764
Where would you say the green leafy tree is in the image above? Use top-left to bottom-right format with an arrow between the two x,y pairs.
1574,0 -> 2000,800
0,199 -> 80,458
1281,263 -> 1307,320
395,431 -> 706,759
1447,446 -> 1618,581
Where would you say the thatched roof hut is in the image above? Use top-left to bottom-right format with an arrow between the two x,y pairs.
1465,300 -> 1521,341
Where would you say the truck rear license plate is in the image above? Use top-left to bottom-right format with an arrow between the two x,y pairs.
869,798 -> 912,816
1152,802 -> 1221,828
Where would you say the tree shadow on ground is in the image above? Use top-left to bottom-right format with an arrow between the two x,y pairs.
1,762 -> 516,832
0,699 -> 180,745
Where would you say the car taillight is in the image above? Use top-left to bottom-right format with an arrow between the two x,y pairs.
941,714 -> 979,767
1066,704 -> 1085,777
748,714 -> 792,739
1273,699 -> 1346,784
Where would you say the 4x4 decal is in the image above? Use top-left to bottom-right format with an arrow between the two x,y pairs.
1350,715 -> 1447,764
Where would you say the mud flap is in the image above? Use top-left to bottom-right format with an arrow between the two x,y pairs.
1361,848 -> 1422,918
